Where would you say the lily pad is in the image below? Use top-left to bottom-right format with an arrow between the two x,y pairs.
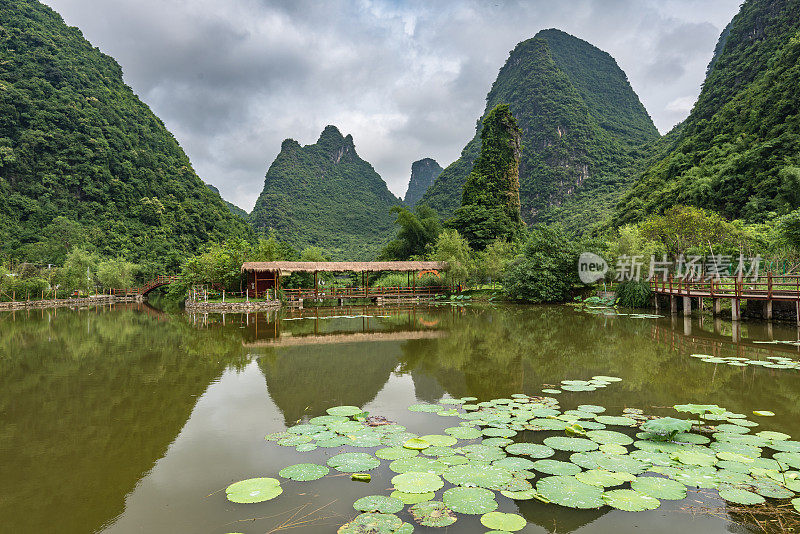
630,476 -> 687,500
389,457 -> 446,474
480,512 -> 526,531
409,501 -> 456,527
753,410 -> 775,417
602,489 -> 660,511
225,478 -> 282,503
337,513 -> 403,534
392,472 -> 444,493
327,452 -> 381,472
404,438 -> 431,450
575,469 -> 635,487
674,404 -> 725,416
353,495 -> 404,514
443,464 -> 514,489
718,485 -> 765,505
278,463 -> 329,481
532,459 -> 582,476
505,442 -> 555,458
641,417 -> 693,438
390,490 -> 435,505
445,426 -> 482,440
442,487 -> 498,514
536,475 -> 604,509
326,405 -> 363,417
586,430 -> 633,446
543,436 -> 599,452
595,415 -> 638,427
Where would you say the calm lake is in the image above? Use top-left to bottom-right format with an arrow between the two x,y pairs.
2,303 -> 799,533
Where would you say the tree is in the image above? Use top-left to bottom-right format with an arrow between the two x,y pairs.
639,206 -> 743,257
450,104 -> 525,250
252,231 -> 296,261
475,239 -> 518,287
97,258 -> 138,289
429,229 -> 473,283
503,225 -> 578,303
380,205 -> 442,260
57,248 -> 99,292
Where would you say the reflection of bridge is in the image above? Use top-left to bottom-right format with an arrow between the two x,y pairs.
113,275 -> 178,297
245,329 -> 446,347
650,274 -> 800,323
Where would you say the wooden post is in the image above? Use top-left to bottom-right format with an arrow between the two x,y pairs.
713,298 -> 721,316
314,271 -> 318,301
222,290 -> 225,303
765,300 -> 773,320
731,298 -> 740,321
670,295 -> 677,315
683,296 -> 691,316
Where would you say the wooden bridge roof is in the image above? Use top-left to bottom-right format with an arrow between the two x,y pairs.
241,261 -> 447,274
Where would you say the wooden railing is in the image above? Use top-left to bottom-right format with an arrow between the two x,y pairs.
650,274 -> 800,301
113,275 -> 179,297
282,285 -> 456,301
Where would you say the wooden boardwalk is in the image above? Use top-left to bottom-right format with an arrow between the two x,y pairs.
649,274 -> 800,323
282,285 -> 455,306
113,275 -> 178,297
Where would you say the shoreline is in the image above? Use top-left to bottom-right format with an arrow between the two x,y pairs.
0,294 -> 142,311
183,299 -> 281,312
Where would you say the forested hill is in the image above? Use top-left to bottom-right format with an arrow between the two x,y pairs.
249,126 -> 400,259
420,29 -> 658,230
615,0 -> 800,223
205,183 -> 248,219
404,158 -> 442,207
0,0 -> 249,271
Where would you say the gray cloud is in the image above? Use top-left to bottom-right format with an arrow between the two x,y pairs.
43,0 -> 740,210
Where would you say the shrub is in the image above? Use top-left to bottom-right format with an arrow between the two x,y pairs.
503,225 -> 578,303
614,280 -> 652,308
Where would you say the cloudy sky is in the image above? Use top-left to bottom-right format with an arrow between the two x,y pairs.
45,0 -> 740,211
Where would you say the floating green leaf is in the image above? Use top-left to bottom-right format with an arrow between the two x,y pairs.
602,489 -> 660,511
753,410 -> 775,417
353,495 -> 404,514
392,472 -> 444,493
278,463 -> 329,481
480,512 -> 526,531
419,434 -> 457,447
585,430 -> 633,446
442,464 -> 514,489
536,475 -> 604,509
630,476 -> 687,500
326,405 -> 363,417
543,436 -> 599,452
595,415 -> 638,427
445,426 -> 482,440
575,469 -> 635,487
389,457 -> 446,474
641,417 -> 693,439
532,459 -> 582,476
403,438 -> 431,450
327,452 -> 381,472
337,513 -> 402,534
409,501 -> 456,527
505,442 -> 555,458
390,490 -> 435,505
673,404 -> 725,416
717,485 -> 766,505
225,478 -> 282,503
442,487 -> 498,514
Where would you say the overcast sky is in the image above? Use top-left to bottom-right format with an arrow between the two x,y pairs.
44,0 -> 740,211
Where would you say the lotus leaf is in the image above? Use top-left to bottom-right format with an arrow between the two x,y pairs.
532,459 -> 582,476
278,435 -> 314,446
337,513 -> 403,534
482,437 -> 514,447
773,452 -> 800,469
630,476 -> 687,500
316,437 -> 349,448
578,404 -> 606,413
330,421 -> 367,434
389,457 -> 446,474
543,436 -> 599,452
408,403 -> 443,413
442,487 -> 498,514
422,446 -> 458,457
287,424 -> 323,435
542,389 -> 562,394
599,444 -> 629,455
409,501 -> 456,527
403,438 -> 431,450
327,452 -> 381,472
392,472 -> 444,493
278,463 -> 329,481
586,430 -> 634,446
445,426 -> 482,440
442,464 -> 514,488
441,398 -> 466,405
346,433 -> 383,448
715,424 -> 749,434
576,469 -> 635,487
595,415 -> 637,427
792,497 -> 800,513
770,440 -> 800,453
536,475 -> 604,509
505,442 -> 555,458
382,432 -> 420,447
492,457 -> 535,472
225,478 -> 282,503
500,489 -> 538,500
390,490 -> 435,505
440,455 -> 470,466
602,489 -> 660,511
640,417 -> 693,438
751,479 -> 794,499
296,443 -> 318,452
671,450 -> 717,467
482,428 -> 517,439
309,415 -> 348,426
562,385 -> 597,392
326,405 -> 363,417
265,431 -> 290,442
717,485 -> 766,505
670,468 -> 717,488
462,444 -> 507,462
757,430 -> 791,441
673,432 -> 710,445
592,375 -> 622,382
480,512 -> 526,531
353,495 -> 404,514
715,469 -> 753,485
753,410 -> 775,417
673,404 -> 725,415
376,447 -> 419,460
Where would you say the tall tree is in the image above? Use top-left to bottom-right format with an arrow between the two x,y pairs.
451,104 -> 524,250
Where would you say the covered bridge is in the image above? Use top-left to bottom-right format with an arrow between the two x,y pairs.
241,261 -> 449,301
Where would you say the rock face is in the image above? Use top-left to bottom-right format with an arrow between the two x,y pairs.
615,0 -> 800,223
420,29 -> 658,231
0,0 -> 249,268
249,125 -> 400,258
404,158 -> 443,207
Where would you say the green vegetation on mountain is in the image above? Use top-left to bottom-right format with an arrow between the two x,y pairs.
615,0 -> 800,223
451,104 -> 524,249
0,0 -> 250,272
404,158 -> 442,207
249,126 -> 400,259
420,29 -> 658,232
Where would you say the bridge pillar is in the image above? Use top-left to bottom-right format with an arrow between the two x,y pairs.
732,320 -> 741,342
670,296 -> 677,315
683,296 -> 691,316
698,297 -> 704,312
683,316 -> 692,336
713,299 -> 721,316
652,295 -> 659,311
731,298 -> 741,321
764,300 -> 773,320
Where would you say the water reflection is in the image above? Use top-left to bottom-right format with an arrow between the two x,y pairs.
1,303 -> 799,533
